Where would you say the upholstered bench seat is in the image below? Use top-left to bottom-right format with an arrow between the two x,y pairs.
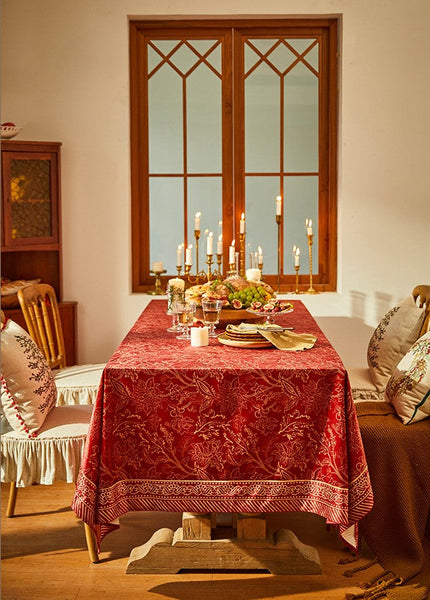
349,367 -> 384,403
53,364 -> 104,406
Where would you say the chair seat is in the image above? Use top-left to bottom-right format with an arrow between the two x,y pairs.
53,363 -> 104,406
348,367 -> 385,403
1,404 -> 93,487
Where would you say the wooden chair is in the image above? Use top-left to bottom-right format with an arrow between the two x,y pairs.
17,283 -> 105,406
413,284 -> 430,335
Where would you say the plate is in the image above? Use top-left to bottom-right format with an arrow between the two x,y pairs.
218,333 -> 273,349
246,302 -> 294,318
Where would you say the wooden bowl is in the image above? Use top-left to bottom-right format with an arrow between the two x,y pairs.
195,307 -> 263,324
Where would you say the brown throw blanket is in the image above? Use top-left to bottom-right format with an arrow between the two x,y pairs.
356,401 -> 430,580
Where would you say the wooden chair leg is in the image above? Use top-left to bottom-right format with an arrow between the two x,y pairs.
84,523 -> 99,563
6,481 -> 18,517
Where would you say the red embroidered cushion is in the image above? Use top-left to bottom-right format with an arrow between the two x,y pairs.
1,319 -> 57,438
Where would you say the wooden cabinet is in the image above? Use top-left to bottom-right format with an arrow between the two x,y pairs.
1,140 -> 77,365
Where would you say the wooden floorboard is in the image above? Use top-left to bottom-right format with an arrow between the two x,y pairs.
1,481 -> 428,599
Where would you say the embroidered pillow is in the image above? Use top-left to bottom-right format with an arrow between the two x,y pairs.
385,331 -> 430,424
367,297 -> 425,393
1,319 -> 57,437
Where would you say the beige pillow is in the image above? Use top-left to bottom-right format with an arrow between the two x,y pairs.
385,331 -> 430,424
1,319 -> 57,437
367,297 -> 425,393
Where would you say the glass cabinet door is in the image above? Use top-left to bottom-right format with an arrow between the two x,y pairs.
2,150 -> 59,248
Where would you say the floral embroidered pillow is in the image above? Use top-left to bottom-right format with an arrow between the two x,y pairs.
386,331 -> 430,424
367,297 -> 425,393
1,319 -> 57,437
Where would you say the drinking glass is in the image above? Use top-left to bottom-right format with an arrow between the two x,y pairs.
166,286 -> 184,333
175,301 -> 196,340
201,298 -> 223,338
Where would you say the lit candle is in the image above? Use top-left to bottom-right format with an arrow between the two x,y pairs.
207,231 -> 213,255
218,220 -> 223,236
152,261 -> 163,272
240,213 -> 245,234
229,240 -> 235,264
176,244 -> 183,267
295,247 -> 300,267
185,244 -> 193,266
194,212 -> 201,231
258,246 -> 263,265
217,234 -> 223,255
276,195 -> 282,216
306,218 -> 313,235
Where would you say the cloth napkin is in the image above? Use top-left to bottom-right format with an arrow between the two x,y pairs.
258,330 -> 317,351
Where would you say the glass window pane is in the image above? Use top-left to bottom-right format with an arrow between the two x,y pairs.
245,176 -> 279,275
283,176 -> 318,275
245,62 -> 280,173
284,61 -> 319,173
187,177 -> 222,272
148,63 -> 183,173
149,177 -> 184,274
187,63 -> 222,173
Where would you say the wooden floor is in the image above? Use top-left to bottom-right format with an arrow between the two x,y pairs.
1,481 -> 428,600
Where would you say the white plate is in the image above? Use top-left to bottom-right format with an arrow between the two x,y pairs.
218,333 -> 273,349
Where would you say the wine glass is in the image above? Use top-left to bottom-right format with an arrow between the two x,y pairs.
201,298 -> 223,338
166,285 -> 184,332
175,301 -> 196,340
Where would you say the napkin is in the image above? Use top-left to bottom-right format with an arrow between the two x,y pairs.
258,330 -> 317,351
228,323 -> 284,333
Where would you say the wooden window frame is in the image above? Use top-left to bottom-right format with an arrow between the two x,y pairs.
130,18 -> 338,292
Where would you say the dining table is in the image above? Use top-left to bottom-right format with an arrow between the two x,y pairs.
72,299 -> 373,574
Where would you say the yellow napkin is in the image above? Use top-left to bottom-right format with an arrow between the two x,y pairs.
258,330 -> 317,351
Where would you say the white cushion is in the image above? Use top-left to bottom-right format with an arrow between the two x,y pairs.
349,367 -> 385,403
1,404 -> 93,487
53,363 -> 104,406
367,297 -> 425,393
1,319 -> 57,437
386,331 -> 430,424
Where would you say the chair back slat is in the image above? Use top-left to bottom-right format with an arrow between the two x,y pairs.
17,283 -> 67,370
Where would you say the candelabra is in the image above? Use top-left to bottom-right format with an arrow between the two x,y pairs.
184,256 -> 222,286
239,233 -> 246,277
194,229 -> 201,276
276,214 -> 282,292
147,269 -> 167,295
306,234 -> 317,294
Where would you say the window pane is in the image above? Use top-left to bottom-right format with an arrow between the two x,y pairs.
149,177 -> 184,273
187,177 -> 222,271
245,62 -> 280,173
284,176 -> 318,274
245,176 -> 279,274
148,64 -> 183,173
284,60 -> 319,172
187,63 -> 222,173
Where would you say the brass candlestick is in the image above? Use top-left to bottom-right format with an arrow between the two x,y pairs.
276,214 -> 282,292
176,266 -> 182,277
258,262 -> 263,280
206,254 -> 213,282
294,265 -> 301,294
216,253 -> 222,273
306,234 -> 317,294
147,269 -> 167,295
194,229 -> 201,276
239,232 -> 246,277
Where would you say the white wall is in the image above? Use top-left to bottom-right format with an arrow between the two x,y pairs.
2,0 -> 429,368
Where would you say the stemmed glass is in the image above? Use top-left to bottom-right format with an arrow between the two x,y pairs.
201,298 -> 223,338
166,284 -> 184,333
175,301 -> 196,340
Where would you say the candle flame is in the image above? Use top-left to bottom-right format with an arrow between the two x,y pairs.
218,234 -> 222,242
241,213 -> 245,220
276,195 -> 282,201
188,244 -> 193,249
258,245 -> 262,254
296,247 -> 300,256
218,220 -> 222,226
292,245 -> 296,253
195,211 -> 201,218
309,219 -> 312,227
232,239 -> 235,246
204,228 -> 209,235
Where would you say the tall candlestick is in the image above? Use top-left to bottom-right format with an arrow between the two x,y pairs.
276,195 -> 282,216
306,234 -> 317,294
207,231 -> 213,255
306,218 -> 313,236
240,212 -> 245,234
194,211 -> 201,231
276,213 -> 282,292
239,232 -> 246,276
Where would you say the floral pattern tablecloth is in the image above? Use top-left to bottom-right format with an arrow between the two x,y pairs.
72,300 -> 373,549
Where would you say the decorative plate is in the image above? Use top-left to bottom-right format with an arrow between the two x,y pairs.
218,333 -> 272,349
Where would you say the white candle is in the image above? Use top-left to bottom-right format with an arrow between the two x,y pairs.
185,244 -> 193,266
176,244 -> 183,267
168,277 -> 185,291
240,213 -> 245,234
258,246 -> 263,265
276,195 -> 282,216
194,211 -> 201,231
217,234 -> 223,255
152,261 -> 163,272
306,218 -> 313,235
207,231 -> 213,255
229,240 -> 235,264
191,326 -> 209,347
295,247 -> 300,267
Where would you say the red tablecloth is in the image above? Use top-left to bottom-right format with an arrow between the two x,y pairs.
72,300 -> 373,549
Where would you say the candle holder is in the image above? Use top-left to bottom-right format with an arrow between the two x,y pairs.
194,229 -> 201,276
239,232 -> 246,277
276,214 -> 282,292
306,234 -> 317,294
176,266 -> 182,277
216,253 -> 222,273
147,269 -> 167,295
206,254 -> 213,282
258,262 -> 263,280
294,265 -> 302,294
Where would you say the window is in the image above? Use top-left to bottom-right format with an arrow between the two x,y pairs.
130,18 -> 338,292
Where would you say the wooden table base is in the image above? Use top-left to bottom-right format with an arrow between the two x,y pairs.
126,513 -> 321,575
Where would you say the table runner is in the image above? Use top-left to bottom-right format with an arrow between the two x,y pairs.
72,300 -> 373,549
